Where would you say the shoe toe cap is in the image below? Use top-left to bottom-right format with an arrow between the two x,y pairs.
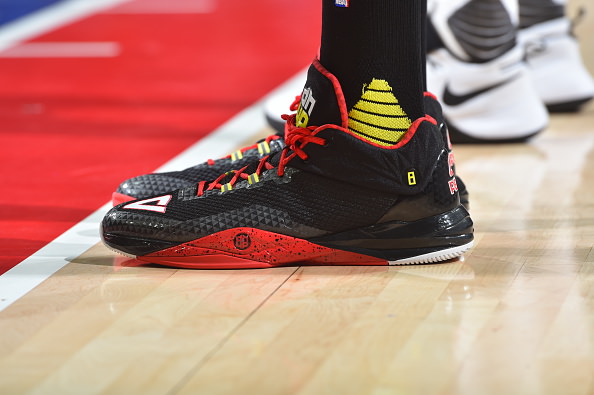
101,206 -> 180,257
116,174 -> 193,200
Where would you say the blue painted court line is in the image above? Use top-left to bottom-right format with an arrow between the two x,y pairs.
0,0 -> 66,26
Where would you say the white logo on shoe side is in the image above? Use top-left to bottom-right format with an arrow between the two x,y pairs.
123,195 -> 172,213
296,87 -> 317,127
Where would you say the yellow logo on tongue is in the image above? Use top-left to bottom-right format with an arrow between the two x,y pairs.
348,79 -> 411,146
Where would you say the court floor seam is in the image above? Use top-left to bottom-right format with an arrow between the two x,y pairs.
167,266 -> 301,395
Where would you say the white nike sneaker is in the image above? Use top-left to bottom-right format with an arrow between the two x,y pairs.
426,44 -> 549,143
519,16 -> 594,112
425,0 -> 551,143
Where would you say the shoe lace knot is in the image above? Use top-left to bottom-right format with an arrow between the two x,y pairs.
196,112 -> 343,197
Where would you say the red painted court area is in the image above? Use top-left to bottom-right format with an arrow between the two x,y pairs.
0,0 -> 320,274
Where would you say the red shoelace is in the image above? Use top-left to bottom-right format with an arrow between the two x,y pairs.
196,113 -> 348,197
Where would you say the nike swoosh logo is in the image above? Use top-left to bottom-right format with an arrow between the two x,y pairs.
443,77 -> 517,106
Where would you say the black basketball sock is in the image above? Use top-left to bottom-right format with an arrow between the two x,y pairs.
318,0 -> 426,145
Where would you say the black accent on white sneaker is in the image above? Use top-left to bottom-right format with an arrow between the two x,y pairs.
519,0 -> 565,29
447,121 -> 541,144
546,98 -> 593,113
443,77 -> 517,106
448,0 -> 516,63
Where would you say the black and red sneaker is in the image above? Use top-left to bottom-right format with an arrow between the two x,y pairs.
101,60 -> 474,268
112,133 -> 286,206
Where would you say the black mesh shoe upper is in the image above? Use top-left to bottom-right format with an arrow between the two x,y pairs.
103,115 -> 463,256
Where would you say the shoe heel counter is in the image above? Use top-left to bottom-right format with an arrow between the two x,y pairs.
378,122 -> 460,223
440,119 -> 462,209
424,115 -> 462,213
425,138 -> 461,213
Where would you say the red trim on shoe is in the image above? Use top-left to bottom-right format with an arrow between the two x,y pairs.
312,58 -> 349,128
424,91 -> 438,100
388,115 -> 437,149
112,192 -> 135,206
309,59 -> 439,150
330,115 -> 438,150
141,227 -> 387,269
289,95 -> 301,111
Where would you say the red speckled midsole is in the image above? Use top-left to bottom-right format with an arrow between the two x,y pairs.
140,227 -> 387,269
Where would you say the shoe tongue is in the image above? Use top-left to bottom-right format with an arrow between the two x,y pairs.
294,62 -> 346,128
267,62 -> 347,168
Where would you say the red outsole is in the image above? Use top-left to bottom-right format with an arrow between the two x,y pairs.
140,227 -> 387,269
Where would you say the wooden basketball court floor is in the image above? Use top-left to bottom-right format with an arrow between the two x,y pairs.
1,1 -> 594,394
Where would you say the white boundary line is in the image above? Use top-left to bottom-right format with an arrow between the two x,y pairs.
0,69 -> 307,312
0,41 -> 120,57
106,0 -> 216,14
0,0 -> 132,52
